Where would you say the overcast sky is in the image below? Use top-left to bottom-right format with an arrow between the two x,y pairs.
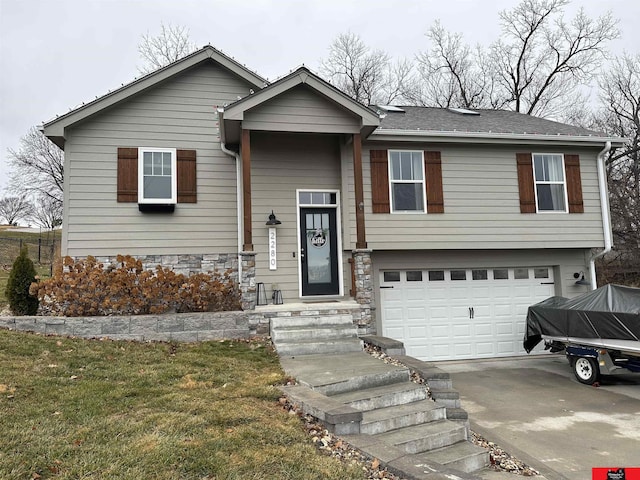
1,0 -> 638,194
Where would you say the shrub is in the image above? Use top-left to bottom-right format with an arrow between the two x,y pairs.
5,246 -> 39,315
30,255 -> 242,316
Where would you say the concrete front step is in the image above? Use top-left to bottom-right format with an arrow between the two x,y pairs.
360,399 -> 446,435
271,324 -> 358,343
417,441 -> 489,474
375,420 -> 467,455
274,337 -> 363,357
270,314 -> 354,329
331,381 -> 428,412
430,388 -> 461,408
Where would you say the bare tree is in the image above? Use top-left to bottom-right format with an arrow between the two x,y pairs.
7,126 -> 64,208
411,0 -> 618,117
599,54 -> 640,262
492,0 -> 619,116
320,32 -> 411,105
30,194 -> 63,230
0,196 -> 34,226
407,21 -> 506,109
138,23 -> 197,74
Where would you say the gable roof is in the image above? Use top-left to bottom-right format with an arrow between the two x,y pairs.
43,45 -> 267,148
218,66 -> 380,144
372,106 -> 627,147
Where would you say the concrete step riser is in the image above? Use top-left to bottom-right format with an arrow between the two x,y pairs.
447,451 -> 489,474
425,378 -> 453,390
271,315 -> 354,329
319,369 -> 410,396
271,327 -> 357,342
361,406 -> 446,435
275,340 -> 363,357
398,425 -> 467,454
432,397 -> 461,408
348,388 -> 427,412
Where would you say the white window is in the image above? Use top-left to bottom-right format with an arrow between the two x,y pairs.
533,153 -> 567,212
389,150 -> 425,212
138,147 -> 177,204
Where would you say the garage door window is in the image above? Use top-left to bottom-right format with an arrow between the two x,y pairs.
406,271 -> 423,281
493,269 -> 509,280
428,270 -> 445,281
514,268 -> 529,279
534,268 -> 549,279
451,270 -> 466,280
383,271 -> 401,282
472,269 -> 488,280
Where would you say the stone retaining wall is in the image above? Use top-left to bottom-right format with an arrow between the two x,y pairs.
0,311 -> 253,342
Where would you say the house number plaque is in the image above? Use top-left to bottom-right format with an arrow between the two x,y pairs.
268,227 -> 277,270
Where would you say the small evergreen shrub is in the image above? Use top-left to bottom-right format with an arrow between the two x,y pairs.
30,255 -> 242,316
5,246 -> 39,315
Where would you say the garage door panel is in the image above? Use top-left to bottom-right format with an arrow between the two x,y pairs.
430,325 -> 450,338
476,343 -> 494,355
380,266 -> 555,361
406,288 -> 426,301
475,323 -> 493,336
453,324 -> 472,337
408,325 -> 427,338
407,307 -> 426,320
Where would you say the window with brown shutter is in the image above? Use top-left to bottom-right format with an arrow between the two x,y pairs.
516,153 -> 536,213
425,151 -> 444,213
370,149 -> 390,213
117,147 -> 138,202
518,152 -> 584,214
564,154 -> 583,213
117,147 -> 197,205
177,149 -> 197,203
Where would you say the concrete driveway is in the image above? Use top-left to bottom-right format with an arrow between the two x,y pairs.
436,354 -> 640,480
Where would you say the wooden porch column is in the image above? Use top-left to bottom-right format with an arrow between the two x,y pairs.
242,129 -> 253,251
353,133 -> 367,249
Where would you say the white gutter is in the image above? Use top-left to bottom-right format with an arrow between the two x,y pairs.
371,128 -> 626,145
217,107 -> 244,281
589,141 -> 613,289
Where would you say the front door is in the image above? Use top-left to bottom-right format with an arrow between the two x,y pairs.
300,207 -> 339,296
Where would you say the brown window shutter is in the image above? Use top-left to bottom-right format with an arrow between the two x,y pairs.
177,149 -> 197,203
564,154 -> 583,213
516,153 -> 536,213
117,147 -> 138,202
370,149 -> 390,213
425,151 -> 444,213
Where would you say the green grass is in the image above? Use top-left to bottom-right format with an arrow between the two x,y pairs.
0,226 -> 61,308
0,331 -> 364,479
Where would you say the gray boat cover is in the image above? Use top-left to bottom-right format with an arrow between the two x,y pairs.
524,284 -> 640,353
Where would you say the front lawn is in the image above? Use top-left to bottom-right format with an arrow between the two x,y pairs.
0,331 -> 363,479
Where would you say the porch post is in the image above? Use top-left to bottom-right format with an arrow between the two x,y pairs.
352,133 -> 367,249
241,129 -> 253,250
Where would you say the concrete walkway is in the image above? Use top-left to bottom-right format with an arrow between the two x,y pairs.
279,350 -> 489,479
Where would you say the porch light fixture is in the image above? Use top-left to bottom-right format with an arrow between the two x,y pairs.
574,271 -> 591,286
266,210 -> 281,226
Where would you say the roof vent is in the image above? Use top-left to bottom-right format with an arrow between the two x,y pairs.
378,105 -> 405,113
448,107 -> 480,116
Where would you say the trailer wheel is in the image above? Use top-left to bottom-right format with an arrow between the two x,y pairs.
573,357 -> 600,385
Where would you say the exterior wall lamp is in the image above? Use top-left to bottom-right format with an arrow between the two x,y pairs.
266,210 -> 281,225
574,271 -> 591,286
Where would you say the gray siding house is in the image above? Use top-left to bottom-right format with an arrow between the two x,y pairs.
43,46 -> 625,361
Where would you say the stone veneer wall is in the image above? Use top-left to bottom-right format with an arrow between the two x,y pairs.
72,252 -> 257,313
84,254 -> 238,278
352,249 -> 374,334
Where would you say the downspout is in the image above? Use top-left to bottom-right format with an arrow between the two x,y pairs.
589,141 -> 612,289
217,107 -> 244,282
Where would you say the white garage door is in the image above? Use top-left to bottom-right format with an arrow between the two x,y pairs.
380,267 -> 555,361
